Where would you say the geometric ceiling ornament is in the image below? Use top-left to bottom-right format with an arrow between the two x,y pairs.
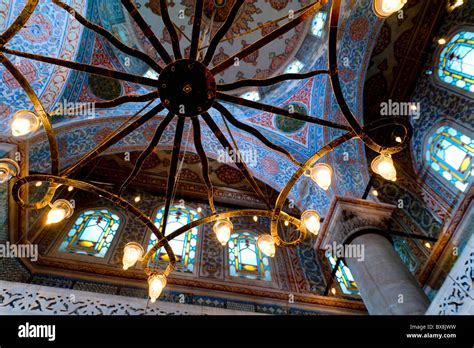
275,102 -> 308,133
0,0 -> 411,303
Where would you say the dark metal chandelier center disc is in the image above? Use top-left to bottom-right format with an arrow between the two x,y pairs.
158,59 -> 216,117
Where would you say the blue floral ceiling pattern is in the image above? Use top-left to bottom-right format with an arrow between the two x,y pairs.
1,0 -> 383,215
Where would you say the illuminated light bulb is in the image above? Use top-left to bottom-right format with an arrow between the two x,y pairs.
134,195 -> 141,203
284,220 -> 289,227
253,216 -> 258,222
0,159 -> 20,184
68,186 -> 74,192
197,206 -> 202,213
438,38 -> 446,45
148,273 -> 167,303
257,234 -> 276,257
213,219 -> 233,246
0,167 -> 11,184
122,242 -> 144,270
410,104 -> 418,111
11,110 -> 40,137
425,242 -> 432,249
301,210 -> 321,235
309,163 -> 333,190
331,287 -> 337,295
372,189 -> 379,197
35,181 -> 42,187
46,199 -> 73,225
373,0 -> 407,17
395,136 -> 402,143
449,0 -> 463,10
371,154 -> 397,182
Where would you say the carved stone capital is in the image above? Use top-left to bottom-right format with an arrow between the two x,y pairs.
316,196 -> 396,250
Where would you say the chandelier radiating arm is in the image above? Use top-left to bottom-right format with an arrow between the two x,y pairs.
118,112 -> 175,196
211,0 -> 328,75
0,0 -> 38,46
0,47 -> 159,87
159,116 -> 185,237
214,102 -> 301,167
61,103 -> 164,177
53,0 -> 162,73
217,70 -> 330,91
201,112 -> 271,209
191,116 -> 216,214
201,0 -> 245,66
120,0 -> 172,64
93,91 -> 160,109
0,53 -> 60,175
216,92 -> 351,130
189,0 -> 204,60
159,0 -> 182,59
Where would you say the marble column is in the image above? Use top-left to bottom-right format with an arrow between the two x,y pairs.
345,232 -> 430,315
317,197 -> 431,315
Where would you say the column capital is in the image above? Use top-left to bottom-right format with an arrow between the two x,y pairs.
316,196 -> 396,250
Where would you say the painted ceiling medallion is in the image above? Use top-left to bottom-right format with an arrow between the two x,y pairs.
0,0 -> 411,304
88,74 -> 122,101
275,103 -> 308,133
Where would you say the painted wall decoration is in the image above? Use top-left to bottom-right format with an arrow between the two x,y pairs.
411,3 -> 474,213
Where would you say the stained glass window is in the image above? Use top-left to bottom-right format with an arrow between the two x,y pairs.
327,252 -> 359,295
59,209 -> 120,257
311,12 -> 327,37
438,31 -> 474,94
228,232 -> 271,281
147,205 -> 199,273
284,59 -> 305,74
240,90 -> 260,101
425,125 -> 473,192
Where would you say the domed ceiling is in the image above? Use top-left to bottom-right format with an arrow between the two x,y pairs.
127,0 -> 311,85
0,0 -> 384,216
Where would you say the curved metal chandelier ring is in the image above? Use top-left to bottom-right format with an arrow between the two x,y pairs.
11,175 -> 177,276
269,117 -> 412,245
327,0 -> 410,156
142,209 -> 304,268
0,0 -> 38,47
0,54 -> 60,175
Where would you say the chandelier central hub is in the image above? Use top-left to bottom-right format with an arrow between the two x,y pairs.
158,59 -> 216,117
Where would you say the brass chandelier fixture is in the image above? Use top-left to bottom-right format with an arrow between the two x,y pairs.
0,0 -> 411,302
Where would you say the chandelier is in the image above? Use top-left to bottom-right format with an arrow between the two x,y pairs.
0,0 -> 411,303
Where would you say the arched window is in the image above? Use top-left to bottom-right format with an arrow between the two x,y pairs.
228,231 -> 271,281
327,252 -> 359,296
425,125 -> 473,192
284,59 -> 304,74
59,209 -> 121,258
147,205 -> 199,273
438,30 -> 474,94
311,11 -> 327,37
